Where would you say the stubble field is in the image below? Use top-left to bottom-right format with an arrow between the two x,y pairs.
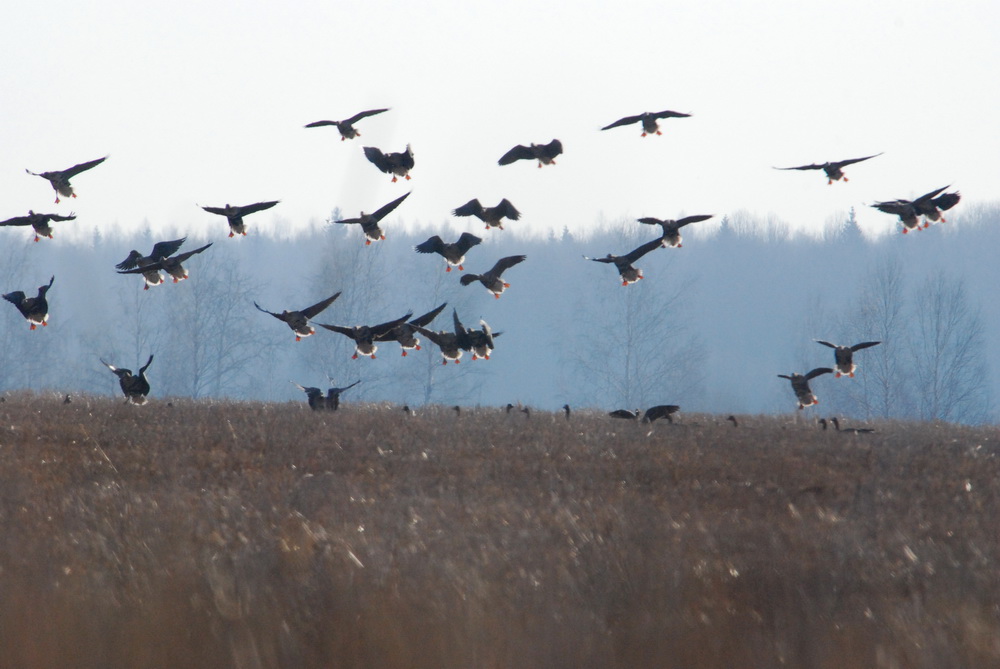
1,393 -> 998,668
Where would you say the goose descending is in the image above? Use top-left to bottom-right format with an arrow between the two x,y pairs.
584,237 -> 663,285
774,153 -> 882,184
411,309 -> 470,364
26,156 -> 108,203
304,108 -> 389,140
638,214 -> 714,248
498,139 -> 562,168
4,276 -> 54,330
814,340 -> 881,378
415,232 -> 482,271
778,368 -> 833,410
115,238 -> 188,290
459,255 -> 526,298
117,243 -> 213,286
0,211 -> 76,242
871,186 -> 961,233
363,145 -> 414,182
291,379 -> 361,410
601,110 -> 690,137
375,303 -> 447,356
200,201 -> 280,237
254,291 -> 342,341
316,312 -> 413,359
336,192 -> 411,245
101,354 -> 154,405
451,199 -> 521,230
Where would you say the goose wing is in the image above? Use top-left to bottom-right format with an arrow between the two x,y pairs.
300,291 -> 343,319
343,108 -> 389,125
452,199 -> 484,218
601,114 -> 643,130
498,144 -> 535,165
622,237 -> 664,263
370,191 -> 411,221
61,155 -> 108,179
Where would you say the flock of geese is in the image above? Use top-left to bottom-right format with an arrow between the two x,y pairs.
2,106 -> 961,415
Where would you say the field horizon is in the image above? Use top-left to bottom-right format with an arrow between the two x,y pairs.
1,393 -> 997,668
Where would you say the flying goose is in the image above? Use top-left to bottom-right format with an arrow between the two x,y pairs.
4,276 -> 54,330
0,210 -> 76,242
584,237 -> 663,285
115,238 -> 188,290
336,192 -> 411,244
415,232 -> 482,271
117,243 -> 213,285
316,312 -> 414,359
200,201 -> 280,237
814,340 -> 881,377
459,255 -> 526,298
410,309 -> 469,364
304,108 -> 389,140
601,110 -> 690,136
774,153 -> 882,184
459,318 -> 501,360
777,368 -> 833,409
101,354 -> 154,405
375,302 -> 447,356
871,186 -> 960,233
291,379 -> 361,410
641,405 -> 681,424
254,291 -> 342,341
498,139 -> 562,167
363,144 -> 414,182
638,214 -> 714,248
451,198 -> 521,230
26,156 -> 108,203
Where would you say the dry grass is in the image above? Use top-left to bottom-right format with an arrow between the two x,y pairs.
1,394 -> 998,668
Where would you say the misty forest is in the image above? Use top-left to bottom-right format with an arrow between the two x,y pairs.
2,202 -> 998,424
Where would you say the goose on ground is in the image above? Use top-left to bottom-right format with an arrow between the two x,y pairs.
200,201 -> 280,237
336,192 -> 411,244
26,156 -> 108,203
814,340 -> 881,377
498,139 -> 562,167
562,404 -> 571,420
254,291 -> 342,341
363,144 -> 414,182
115,238 -> 188,290
460,255 -> 526,298
609,409 -> 640,420
117,243 -> 213,286
316,312 -> 413,359
641,405 -> 680,424
4,276 -> 54,330
0,210 -> 76,242
584,236 -> 663,285
451,198 -> 521,230
415,232 -> 482,271
638,214 -> 713,248
774,153 -> 882,184
777,368 -> 833,409
101,354 -> 153,405
375,303 -> 447,356
828,416 -> 876,434
601,110 -> 690,136
304,108 -> 389,140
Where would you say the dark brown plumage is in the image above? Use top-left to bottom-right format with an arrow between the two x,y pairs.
4,276 -> 54,330
200,201 -> 280,237
641,405 -> 680,424
459,255 -> 526,298
777,368 -> 833,409
498,139 -> 562,167
0,210 -> 76,242
117,243 -> 213,285
374,303 -> 447,356
584,237 -> 663,285
363,144 -> 414,182
415,232 -> 482,271
601,110 -> 690,136
316,312 -> 413,359
101,354 -> 154,405
637,214 -> 714,248
115,238 -> 188,290
814,340 -> 881,378
291,379 -> 361,410
337,192 -> 411,244
254,292 -> 342,341
26,156 -> 108,203
871,186 -> 961,233
304,108 -> 389,140
451,199 -> 521,230
774,153 -> 882,184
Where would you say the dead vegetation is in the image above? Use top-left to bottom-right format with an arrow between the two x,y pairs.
0,394 -> 998,668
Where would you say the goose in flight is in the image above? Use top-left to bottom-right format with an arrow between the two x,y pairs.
637,214 -> 713,248
415,232 -> 482,271
336,192 -> 411,244
254,291 -> 342,341
375,303 -> 447,356
304,108 -> 389,140
584,237 -> 663,285
774,153 -> 882,184
316,312 -> 414,359
777,368 -> 833,409
601,110 -> 690,136
814,340 -> 881,377
498,139 -> 562,168
291,379 -> 361,410
115,238 -> 188,290
26,155 -> 108,203
459,255 -> 527,298
451,198 -> 521,230
0,210 -> 76,242
200,201 -> 280,237
871,186 -> 961,233
4,276 -> 54,330
101,354 -> 154,405
117,243 -> 213,286
363,144 -> 414,182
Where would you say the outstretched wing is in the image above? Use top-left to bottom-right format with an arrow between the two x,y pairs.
652,110 -> 691,120
62,156 -> 108,179
171,242 -> 213,263
3,291 -> 27,307
200,205 -> 230,217
622,237 -> 664,263
488,254 -> 527,277
933,191 -> 961,212
675,214 -> 713,228
236,200 -> 280,216
814,340 -> 838,349
455,232 -> 483,254
452,199 -> 484,217
49,213 -> 77,222
414,236 -> 446,255
849,341 -> 881,352
363,146 -> 391,173
314,322 -> 355,337
871,200 -> 912,216
540,139 -> 563,160
498,144 -> 534,165
831,153 -> 882,169
637,217 -> 665,227
343,108 -> 390,125
371,313 -> 414,336
150,238 -> 186,260
583,254 -> 615,264
300,291 -> 342,319
496,199 -> 521,220
253,301 -> 282,320
805,367 -> 834,380
774,162 -> 824,171
370,191 -> 411,221
915,186 -> 949,204
408,302 -> 447,328
0,215 -> 31,227
304,120 -> 337,128
601,114 -> 643,131
139,354 -> 154,374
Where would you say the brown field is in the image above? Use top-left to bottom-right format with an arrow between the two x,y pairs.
1,394 -> 998,669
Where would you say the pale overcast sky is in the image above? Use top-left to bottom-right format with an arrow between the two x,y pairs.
3,1 -> 997,242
